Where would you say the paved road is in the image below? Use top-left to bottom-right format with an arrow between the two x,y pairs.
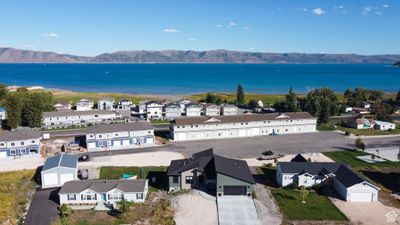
25,188 -> 60,225
77,131 -> 399,160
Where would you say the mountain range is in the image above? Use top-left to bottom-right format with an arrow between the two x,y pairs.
1,47 -> 400,64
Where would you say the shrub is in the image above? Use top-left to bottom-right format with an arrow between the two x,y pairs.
59,204 -> 73,217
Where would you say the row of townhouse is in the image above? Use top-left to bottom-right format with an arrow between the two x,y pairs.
134,99 -> 238,120
55,98 -> 134,111
0,129 -> 41,158
42,110 -> 122,128
170,112 -> 317,141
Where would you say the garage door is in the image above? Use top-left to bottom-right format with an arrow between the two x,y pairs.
146,137 -> 154,144
43,173 -> 58,187
0,151 -> 7,158
223,186 -> 247,195
60,173 -> 74,185
349,193 -> 372,202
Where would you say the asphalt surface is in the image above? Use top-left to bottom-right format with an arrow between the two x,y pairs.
78,131 -> 400,159
24,188 -> 60,225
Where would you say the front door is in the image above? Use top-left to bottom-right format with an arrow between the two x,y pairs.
198,175 -> 204,185
102,194 -> 107,201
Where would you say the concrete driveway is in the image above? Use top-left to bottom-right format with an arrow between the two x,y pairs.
217,196 -> 261,225
330,198 -> 400,225
24,188 -> 60,225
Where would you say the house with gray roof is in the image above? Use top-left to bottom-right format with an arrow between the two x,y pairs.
42,110 -> 120,128
167,148 -> 255,197
276,161 -> 380,202
85,122 -> 155,151
41,153 -> 78,188
76,99 -> 94,111
59,179 -> 148,209
0,130 -> 41,158
97,99 -> 115,110
163,103 -> 182,120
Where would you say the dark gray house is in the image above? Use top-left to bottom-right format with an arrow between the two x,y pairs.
167,149 -> 255,197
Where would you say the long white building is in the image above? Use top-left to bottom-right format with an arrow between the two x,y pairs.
85,122 -> 155,151
170,112 -> 317,141
42,110 -> 120,128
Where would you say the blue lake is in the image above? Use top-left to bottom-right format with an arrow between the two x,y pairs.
0,64 -> 399,94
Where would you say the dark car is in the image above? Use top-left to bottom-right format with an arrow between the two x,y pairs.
257,156 -> 266,161
78,155 -> 91,162
262,150 -> 274,156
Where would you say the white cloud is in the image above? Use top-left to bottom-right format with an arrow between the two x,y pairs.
216,24 -> 223,28
382,4 -> 389,8
162,28 -> 180,33
189,38 -> 198,42
297,8 -> 308,12
229,22 -> 236,26
43,33 -> 59,37
362,6 -> 382,16
334,5 -> 347,13
312,8 -> 326,15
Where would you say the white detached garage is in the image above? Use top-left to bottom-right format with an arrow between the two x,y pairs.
41,154 -> 78,189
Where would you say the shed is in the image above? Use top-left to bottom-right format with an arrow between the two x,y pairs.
41,154 -> 78,188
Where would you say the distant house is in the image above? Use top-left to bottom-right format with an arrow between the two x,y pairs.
42,110 -> 120,128
41,154 -> 78,188
276,162 -> 380,202
167,149 -> 255,197
117,99 -> 133,110
203,104 -> 221,116
146,101 -> 163,120
220,104 -> 238,116
59,179 -> 148,209
0,107 -> 6,121
185,103 -> 202,117
348,117 -> 372,129
0,130 -> 41,158
374,120 -> 396,131
132,103 -> 147,119
54,101 -> 72,111
98,99 -> 115,110
361,102 -> 371,109
76,99 -> 94,111
85,122 -> 155,151
164,103 -> 182,120
177,99 -> 192,114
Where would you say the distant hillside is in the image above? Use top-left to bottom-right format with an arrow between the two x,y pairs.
1,47 -> 400,64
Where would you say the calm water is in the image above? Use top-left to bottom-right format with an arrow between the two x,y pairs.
0,64 -> 399,94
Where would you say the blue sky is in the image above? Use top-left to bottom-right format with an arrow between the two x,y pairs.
0,0 -> 399,56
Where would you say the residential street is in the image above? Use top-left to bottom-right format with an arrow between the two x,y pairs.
24,188 -> 60,225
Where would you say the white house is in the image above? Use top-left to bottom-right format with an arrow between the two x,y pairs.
76,99 -> 94,111
164,103 -> 182,120
0,129 -> 41,158
276,162 -> 380,202
54,101 -> 72,111
41,153 -> 78,188
170,112 -> 317,141
348,117 -> 372,129
85,122 -> 155,151
98,99 -> 115,110
132,104 -> 147,119
185,103 -> 202,117
42,110 -> 120,128
220,104 -> 238,116
374,120 -> 396,131
177,99 -> 192,114
145,101 -> 163,120
117,99 -> 133,110
203,104 -> 221,116
59,179 -> 148,209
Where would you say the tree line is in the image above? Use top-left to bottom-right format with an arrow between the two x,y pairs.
0,84 -> 54,129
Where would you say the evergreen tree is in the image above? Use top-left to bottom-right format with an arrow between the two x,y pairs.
285,87 -> 300,112
236,84 -> 245,105
24,93 -> 45,127
205,93 -> 217,104
248,99 -> 258,108
4,93 -> 22,129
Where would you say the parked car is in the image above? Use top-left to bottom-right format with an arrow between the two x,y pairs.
78,155 -> 91,162
262,150 -> 274,156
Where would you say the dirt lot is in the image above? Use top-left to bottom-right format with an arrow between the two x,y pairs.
171,191 -> 218,225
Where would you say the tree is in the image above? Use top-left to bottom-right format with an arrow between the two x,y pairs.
285,87 -> 300,112
248,99 -> 258,108
236,84 -> 245,105
4,92 -> 22,129
395,90 -> 400,106
215,96 -> 223,105
205,93 -> 217,104
375,102 -> 394,122
299,186 -> 309,204
0,84 -> 7,100
24,93 -> 45,127
355,138 -> 366,151
138,167 -> 145,179
304,88 -> 338,123
117,199 -> 132,215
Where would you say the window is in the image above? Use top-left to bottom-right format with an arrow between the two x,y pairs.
20,149 -> 26,155
81,193 -> 96,201
97,141 -> 103,147
20,142 -> 24,145
136,193 -> 144,200
185,176 -> 193,184
115,133 -> 119,136
94,115 -> 99,118
9,149 -> 16,155
67,194 -> 76,200
90,135 -> 94,138
0,143 -> 4,147
11,142 -> 15,147
31,140 -> 35,144
108,193 -> 123,200
99,135 -> 103,138
172,176 -> 179,184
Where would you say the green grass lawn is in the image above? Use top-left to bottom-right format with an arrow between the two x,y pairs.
336,125 -> 400,136
317,123 -> 336,131
323,151 -> 400,169
99,166 -> 167,192
272,189 -> 347,221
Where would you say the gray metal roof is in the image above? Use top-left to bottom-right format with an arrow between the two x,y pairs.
42,154 -> 78,171
0,130 -> 41,142
59,179 -> 147,194
85,122 -> 154,134
43,110 -> 116,118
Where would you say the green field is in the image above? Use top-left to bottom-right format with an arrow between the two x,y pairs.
0,170 -> 36,225
323,151 -> 400,169
272,189 -> 348,221
99,166 -> 167,192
